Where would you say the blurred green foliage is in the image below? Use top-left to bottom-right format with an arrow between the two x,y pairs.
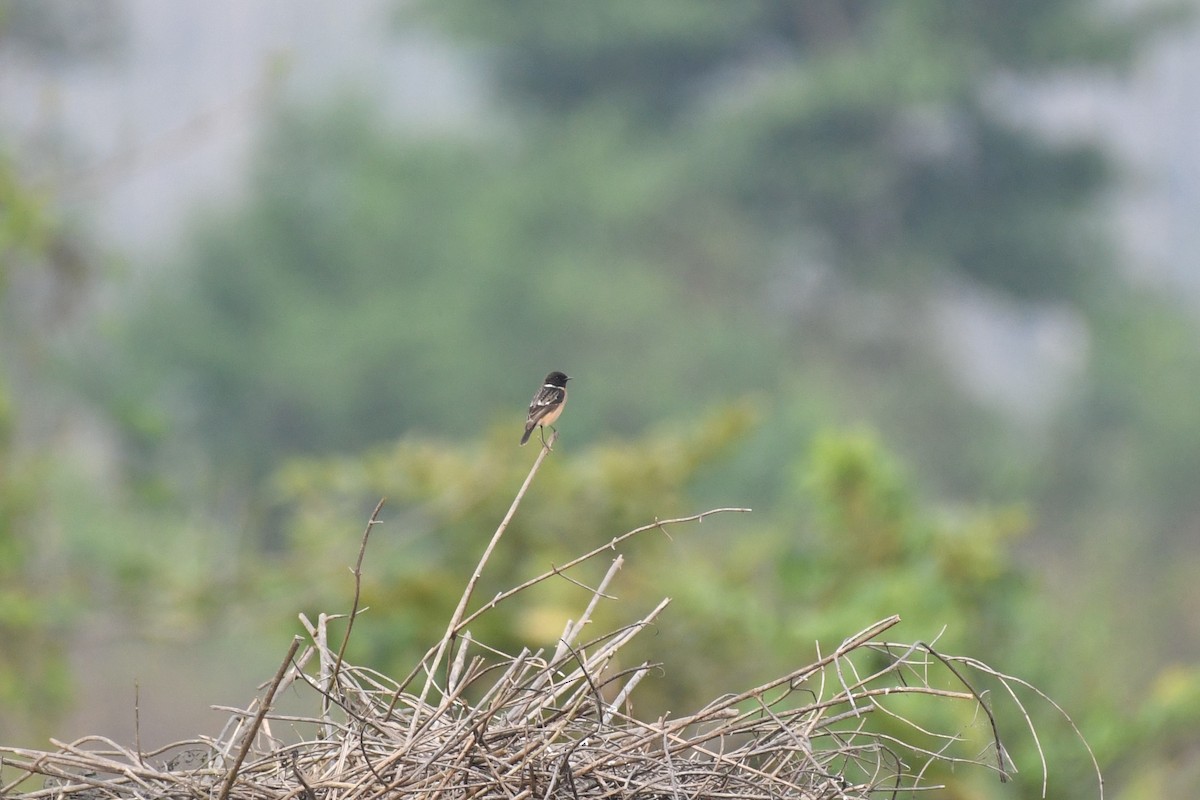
0,0 -> 127,741
0,160 -> 51,262
97,100 -> 789,481
1,1 -> 1198,797
0,161 -> 72,740
101,1 -> 1165,481
0,382 -> 72,740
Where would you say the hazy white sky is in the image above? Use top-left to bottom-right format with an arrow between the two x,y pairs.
2,0 -> 480,254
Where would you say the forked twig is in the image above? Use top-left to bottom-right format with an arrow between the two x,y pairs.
331,497 -> 386,692
456,507 -> 751,633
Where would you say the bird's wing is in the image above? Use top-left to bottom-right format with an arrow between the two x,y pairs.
526,386 -> 565,423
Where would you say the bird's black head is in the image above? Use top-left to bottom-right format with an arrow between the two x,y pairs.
545,371 -> 570,386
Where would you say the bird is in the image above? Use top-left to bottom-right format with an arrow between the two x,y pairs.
520,370 -> 570,446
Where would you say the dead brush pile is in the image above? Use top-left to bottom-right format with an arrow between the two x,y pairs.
0,437 -> 1096,800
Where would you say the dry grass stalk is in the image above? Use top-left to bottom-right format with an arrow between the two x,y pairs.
0,438 -> 1098,800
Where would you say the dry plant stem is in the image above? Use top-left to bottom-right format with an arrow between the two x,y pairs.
331,497 -> 386,691
214,635 -> 302,800
915,642 -> 1008,781
316,614 -> 334,734
383,506 -> 748,716
955,654 -> 1103,798
456,506 -> 752,633
0,459 -> 1090,800
517,598 -> 671,724
133,683 -> 143,767
557,555 -> 624,659
403,430 -> 558,736
0,602 -> 1070,800
662,616 -> 902,738
446,631 -> 473,698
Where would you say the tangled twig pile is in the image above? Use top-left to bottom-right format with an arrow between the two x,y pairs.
1,436 -> 1094,800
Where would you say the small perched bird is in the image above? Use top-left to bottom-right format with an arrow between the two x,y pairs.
520,370 -> 570,446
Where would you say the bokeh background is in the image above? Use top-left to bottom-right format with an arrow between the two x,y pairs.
3,1 -> 1200,797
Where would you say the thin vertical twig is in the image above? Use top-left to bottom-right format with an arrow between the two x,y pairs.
400,431 -> 558,735
133,682 -> 145,767
331,497 -> 386,690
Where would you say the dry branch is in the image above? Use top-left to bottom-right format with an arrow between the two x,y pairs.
0,478 -> 1097,800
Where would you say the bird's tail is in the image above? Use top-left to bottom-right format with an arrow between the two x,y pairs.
520,426 -> 533,446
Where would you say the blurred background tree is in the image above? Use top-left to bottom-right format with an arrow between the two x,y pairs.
2,0 -> 1199,797
0,158 -> 74,742
0,0 -> 124,741
91,0 -> 1168,530
94,0 -> 1185,510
